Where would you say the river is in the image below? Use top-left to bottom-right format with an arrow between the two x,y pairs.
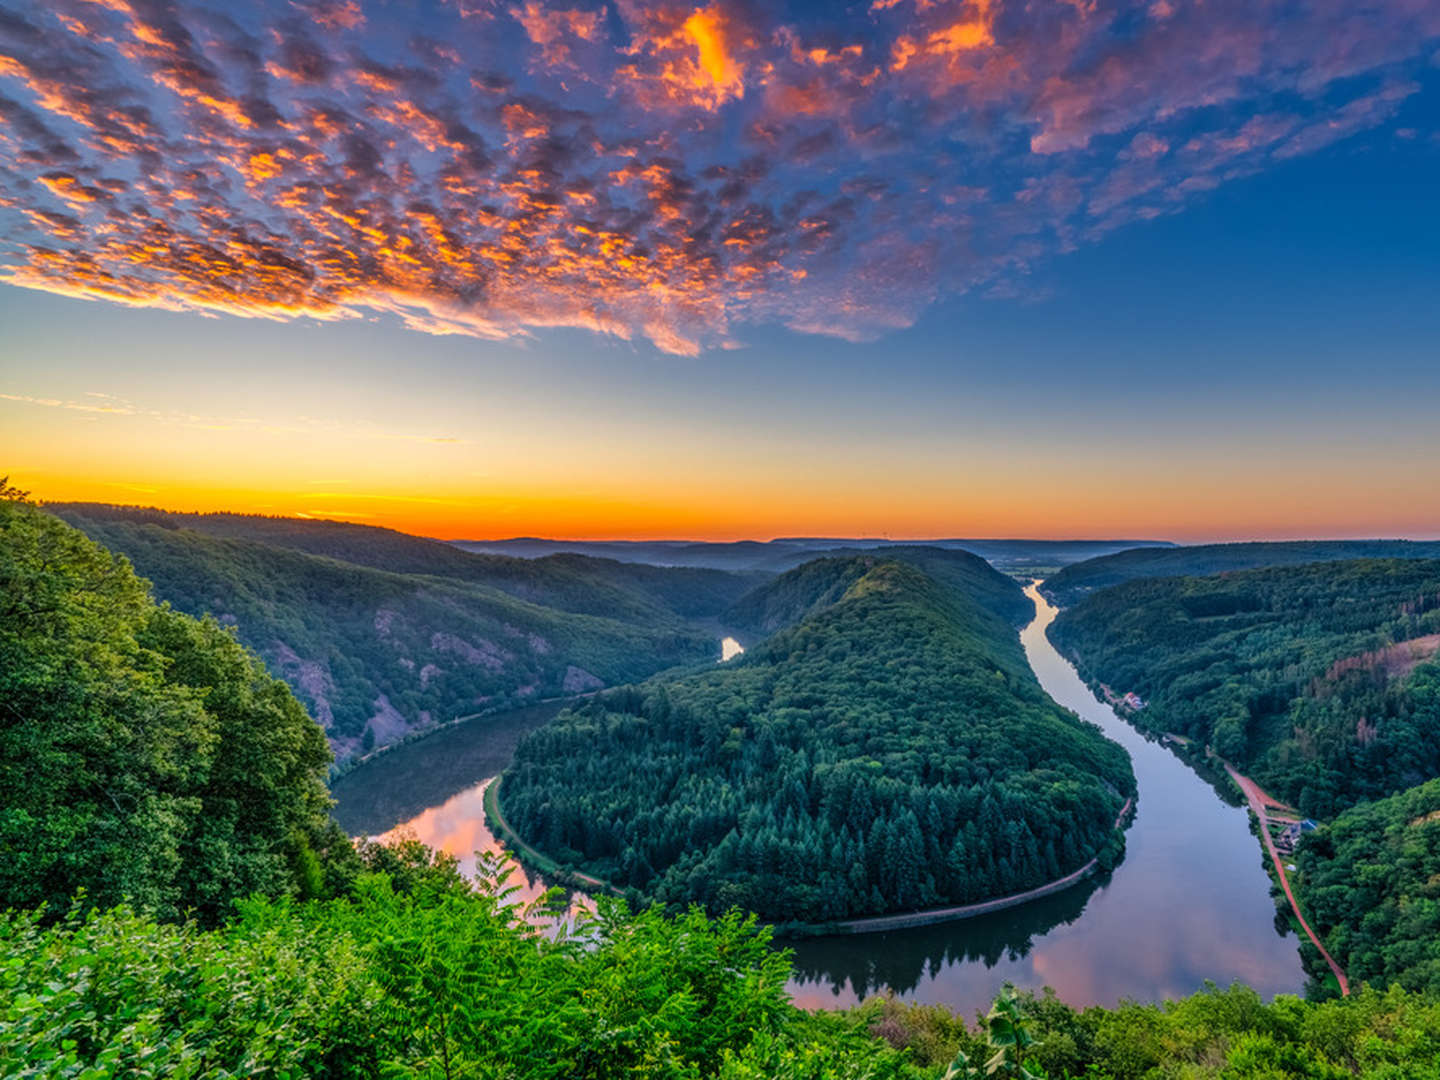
330,584 -> 1306,1016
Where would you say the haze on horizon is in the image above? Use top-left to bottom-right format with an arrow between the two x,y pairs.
2,0 -> 1437,542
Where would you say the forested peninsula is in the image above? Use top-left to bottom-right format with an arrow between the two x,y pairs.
500,552 -> 1134,925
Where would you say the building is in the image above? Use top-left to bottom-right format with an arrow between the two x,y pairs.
1276,818 -> 1318,853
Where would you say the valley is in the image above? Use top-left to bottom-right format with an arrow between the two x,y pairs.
331,581 -> 1307,1016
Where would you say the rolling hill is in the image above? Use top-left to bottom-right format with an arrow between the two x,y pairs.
454,536 -> 1173,574
50,505 -> 762,760
1043,540 -> 1440,607
723,545 -> 1034,636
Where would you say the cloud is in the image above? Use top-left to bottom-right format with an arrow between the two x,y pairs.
0,0 -> 1434,354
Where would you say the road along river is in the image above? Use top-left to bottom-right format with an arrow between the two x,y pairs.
331,584 -> 1306,1017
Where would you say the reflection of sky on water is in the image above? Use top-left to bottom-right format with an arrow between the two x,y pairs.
380,777 -> 593,922
784,585 -> 1305,1016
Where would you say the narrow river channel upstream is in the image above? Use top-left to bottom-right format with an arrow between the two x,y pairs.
331,582 -> 1306,1017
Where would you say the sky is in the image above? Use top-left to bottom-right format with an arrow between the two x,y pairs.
1,0 -> 1438,541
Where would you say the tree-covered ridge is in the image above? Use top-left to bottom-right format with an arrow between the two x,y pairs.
52,511 -> 737,758
1297,776 -> 1440,996
0,483 -> 341,923
1043,540 -> 1440,607
723,554 -> 878,635
725,546 -> 1034,637
49,503 -> 766,625
1048,558 -> 1440,819
501,558 -> 1134,925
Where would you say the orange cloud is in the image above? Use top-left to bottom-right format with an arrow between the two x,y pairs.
617,2 -> 751,110
0,0 -> 1434,356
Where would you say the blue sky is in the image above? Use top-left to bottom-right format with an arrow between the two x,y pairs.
1,0 -> 1438,539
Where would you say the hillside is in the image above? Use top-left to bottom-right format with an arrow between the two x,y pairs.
1298,776 -> 1440,995
1043,540 -> 1440,606
49,504 -> 764,626
456,535 -> 1172,574
53,507 -> 749,759
1049,558 -> 1440,818
724,546 -> 1034,636
500,557 -> 1134,925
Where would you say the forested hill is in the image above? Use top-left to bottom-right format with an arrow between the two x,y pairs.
48,503 -> 764,625
1043,539 -> 1440,606
501,557 -> 1134,925
52,505 -> 760,760
0,487 -> 338,922
1298,776 -> 1440,995
1048,558 -> 1440,819
724,546 -> 1032,637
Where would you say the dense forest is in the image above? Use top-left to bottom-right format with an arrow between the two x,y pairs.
1297,776 -> 1440,996
0,484 -> 341,921
51,504 -> 759,759
9,480 -> 1440,1078
1043,540 -> 1440,607
1048,558 -> 1440,818
501,557 -> 1134,924
723,547 -> 1034,636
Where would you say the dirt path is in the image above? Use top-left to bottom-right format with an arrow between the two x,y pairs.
823,797 -> 1133,935
1223,763 -> 1349,996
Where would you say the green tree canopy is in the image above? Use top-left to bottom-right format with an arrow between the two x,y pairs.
0,481 -> 335,922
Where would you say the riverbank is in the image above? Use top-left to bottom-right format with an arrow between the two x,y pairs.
484,776 -> 613,894
329,693 -> 593,782
812,797 -> 1134,935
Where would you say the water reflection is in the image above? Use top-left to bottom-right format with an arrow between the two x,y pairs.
374,778 -> 571,910
330,700 -> 565,837
789,874 -> 1104,1008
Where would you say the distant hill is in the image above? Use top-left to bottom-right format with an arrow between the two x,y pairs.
49,504 -> 764,625
500,555 -> 1134,924
50,505 -> 761,760
454,536 -> 1173,573
1043,540 -> 1440,606
724,546 -> 1033,636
